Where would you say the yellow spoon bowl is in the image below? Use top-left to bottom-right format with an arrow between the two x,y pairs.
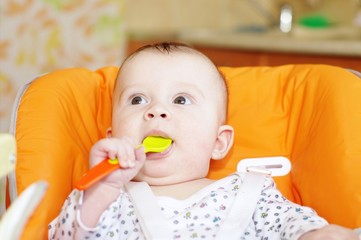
142,136 -> 172,152
75,136 -> 172,190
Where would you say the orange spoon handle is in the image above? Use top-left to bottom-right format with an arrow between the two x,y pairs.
74,136 -> 172,191
75,159 -> 119,190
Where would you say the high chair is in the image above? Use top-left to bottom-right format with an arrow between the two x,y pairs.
3,64 -> 361,239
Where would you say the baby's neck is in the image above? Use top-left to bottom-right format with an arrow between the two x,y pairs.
150,178 -> 215,200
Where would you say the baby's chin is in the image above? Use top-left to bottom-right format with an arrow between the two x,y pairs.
133,170 -> 209,186
133,176 -> 175,186
132,174 -> 194,186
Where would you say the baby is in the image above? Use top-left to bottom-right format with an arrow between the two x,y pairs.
48,42 -> 359,239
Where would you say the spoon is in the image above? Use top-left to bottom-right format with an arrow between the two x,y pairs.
75,136 -> 172,190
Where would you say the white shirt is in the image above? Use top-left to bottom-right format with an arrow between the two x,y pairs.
48,173 -> 327,239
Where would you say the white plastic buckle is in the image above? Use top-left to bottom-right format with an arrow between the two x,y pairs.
237,156 -> 291,177
246,166 -> 272,176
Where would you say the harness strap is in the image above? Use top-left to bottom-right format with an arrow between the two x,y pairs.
215,170 -> 269,239
125,181 -> 173,239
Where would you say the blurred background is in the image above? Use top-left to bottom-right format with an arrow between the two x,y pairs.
1,0 -> 361,132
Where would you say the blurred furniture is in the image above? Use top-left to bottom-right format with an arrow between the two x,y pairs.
194,45 -> 361,71
128,39 -> 361,71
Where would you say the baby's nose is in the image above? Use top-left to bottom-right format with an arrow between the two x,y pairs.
146,112 -> 168,119
145,105 -> 170,120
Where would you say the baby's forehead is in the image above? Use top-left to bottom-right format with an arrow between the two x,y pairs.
122,48 -> 224,85
126,50 -> 220,79
122,51 -> 221,86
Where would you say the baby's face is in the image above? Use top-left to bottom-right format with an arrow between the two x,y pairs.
112,50 -> 226,185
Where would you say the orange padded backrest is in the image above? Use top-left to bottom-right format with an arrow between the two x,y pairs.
14,67 -> 116,239
210,65 -> 361,228
13,65 -> 361,239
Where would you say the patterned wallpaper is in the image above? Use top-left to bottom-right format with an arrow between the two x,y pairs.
0,0 -> 127,132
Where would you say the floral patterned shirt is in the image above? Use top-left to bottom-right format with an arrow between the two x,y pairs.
48,173 -> 327,239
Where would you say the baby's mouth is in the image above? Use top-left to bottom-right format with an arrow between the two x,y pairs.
145,140 -> 173,160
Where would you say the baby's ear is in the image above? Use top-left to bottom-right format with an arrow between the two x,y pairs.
106,127 -> 112,138
211,125 -> 234,160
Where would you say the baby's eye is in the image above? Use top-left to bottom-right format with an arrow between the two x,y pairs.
173,96 -> 191,105
131,96 -> 147,105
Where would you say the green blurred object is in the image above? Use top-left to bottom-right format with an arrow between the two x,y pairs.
299,14 -> 332,28
0,134 -> 16,177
